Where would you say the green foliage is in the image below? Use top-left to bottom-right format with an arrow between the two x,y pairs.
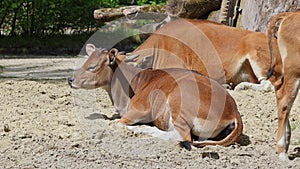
0,0 -> 166,37
137,0 -> 166,5
10,3 -> 18,9
291,122 -> 297,131
0,0 -> 166,55
101,0 -> 166,7
0,0 -> 104,37
100,0 -> 120,8
297,138 -> 300,145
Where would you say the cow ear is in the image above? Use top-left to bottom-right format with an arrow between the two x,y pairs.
86,44 -> 96,56
108,48 -> 118,65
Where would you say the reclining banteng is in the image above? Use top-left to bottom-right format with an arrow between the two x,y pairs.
68,44 -> 243,149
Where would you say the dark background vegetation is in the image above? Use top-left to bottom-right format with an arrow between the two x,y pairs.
0,0 -> 166,56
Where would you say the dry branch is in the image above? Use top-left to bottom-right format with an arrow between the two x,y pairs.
93,5 -> 166,22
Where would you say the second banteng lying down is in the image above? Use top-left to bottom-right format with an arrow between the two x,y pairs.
68,45 -> 243,149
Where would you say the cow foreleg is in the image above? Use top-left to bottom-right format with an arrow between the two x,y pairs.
119,95 -> 151,125
119,102 -> 151,125
275,76 -> 300,160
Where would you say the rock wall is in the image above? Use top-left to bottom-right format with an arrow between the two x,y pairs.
240,0 -> 300,32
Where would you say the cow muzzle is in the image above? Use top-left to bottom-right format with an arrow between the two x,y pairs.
67,77 -> 78,89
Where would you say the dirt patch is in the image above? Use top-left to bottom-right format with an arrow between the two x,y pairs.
0,58 -> 86,80
1,59 -> 300,168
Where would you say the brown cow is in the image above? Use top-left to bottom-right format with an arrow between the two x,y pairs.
126,19 -> 282,91
68,45 -> 243,150
267,9 -> 300,160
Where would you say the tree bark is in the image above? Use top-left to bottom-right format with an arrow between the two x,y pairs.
166,0 -> 222,19
240,0 -> 299,32
10,5 -> 22,36
0,8 -> 9,36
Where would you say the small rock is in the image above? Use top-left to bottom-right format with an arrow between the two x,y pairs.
57,98 -> 65,104
4,124 -> 11,132
63,121 -> 75,127
35,146 -> 45,154
201,152 -> 220,159
18,133 -> 32,139
71,142 -> 82,149
6,81 -> 14,85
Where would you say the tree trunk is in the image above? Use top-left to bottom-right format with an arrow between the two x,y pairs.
30,1 -> 35,36
166,0 -> 222,19
10,8 -> 19,36
0,9 -> 9,36
240,0 -> 299,32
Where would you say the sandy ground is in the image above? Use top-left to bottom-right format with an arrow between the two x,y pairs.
1,58 -> 300,168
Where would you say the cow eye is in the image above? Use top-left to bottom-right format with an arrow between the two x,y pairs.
87,65 -> 98,72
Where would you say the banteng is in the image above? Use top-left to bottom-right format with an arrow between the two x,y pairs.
126,19 -> 282,91
267,9 -> 300,160
68,45 -> 243,149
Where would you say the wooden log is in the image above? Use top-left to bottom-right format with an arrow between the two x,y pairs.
166,0 -> 222,19
93,5 -> 166,22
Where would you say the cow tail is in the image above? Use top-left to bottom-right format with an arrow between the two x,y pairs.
191,115 -> 243,148
267,12 -> 291,79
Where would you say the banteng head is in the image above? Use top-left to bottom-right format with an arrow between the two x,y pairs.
68,44 -> 121,89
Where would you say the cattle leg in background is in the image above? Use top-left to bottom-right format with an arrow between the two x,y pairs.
267,9 -> 300,161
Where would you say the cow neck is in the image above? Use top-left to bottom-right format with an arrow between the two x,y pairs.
109,58 -> 142,98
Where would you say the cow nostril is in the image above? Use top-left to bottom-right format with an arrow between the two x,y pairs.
67,77 -> 73,86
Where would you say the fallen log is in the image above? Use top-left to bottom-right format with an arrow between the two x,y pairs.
166,0 -> 222,19
93,5 -> 166,22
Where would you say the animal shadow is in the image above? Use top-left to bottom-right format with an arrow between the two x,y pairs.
201,152 -> 220,159
85,113 -> 120,120
289,147 -> 300,160
237,134 -> 251,146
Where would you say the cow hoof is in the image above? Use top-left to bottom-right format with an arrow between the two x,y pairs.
180,141 -> 192,151
279,152 -> 290,161
116,122 -> 126,128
